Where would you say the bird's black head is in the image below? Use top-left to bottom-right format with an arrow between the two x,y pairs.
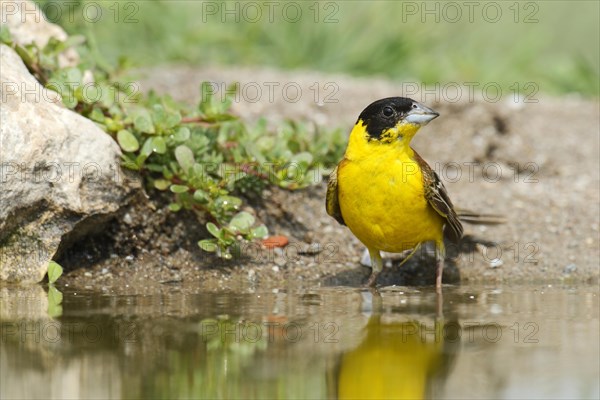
357,97 -> 439,141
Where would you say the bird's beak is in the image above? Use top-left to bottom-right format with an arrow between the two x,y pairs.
405,102 -> 440,126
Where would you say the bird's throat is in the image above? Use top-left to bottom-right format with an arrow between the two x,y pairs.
345,122 -> 418,161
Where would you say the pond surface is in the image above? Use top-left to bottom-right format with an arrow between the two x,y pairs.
1,283 -> 598,399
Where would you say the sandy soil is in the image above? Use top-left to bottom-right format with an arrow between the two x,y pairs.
60,65 -> 600,291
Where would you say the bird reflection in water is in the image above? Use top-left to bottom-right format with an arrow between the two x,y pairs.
333,290 -> 459,400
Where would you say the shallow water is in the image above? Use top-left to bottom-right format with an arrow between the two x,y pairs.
1,283 -> 598,399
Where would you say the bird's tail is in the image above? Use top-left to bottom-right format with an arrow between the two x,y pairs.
456,209 -> 506,225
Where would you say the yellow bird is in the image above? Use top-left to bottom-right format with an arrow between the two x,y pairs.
326,97 -> 462,288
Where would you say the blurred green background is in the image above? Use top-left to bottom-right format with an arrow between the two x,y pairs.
36,0 -> 599,96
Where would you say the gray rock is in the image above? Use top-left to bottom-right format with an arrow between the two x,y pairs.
0,44 -> 138,283
0,0 -> 79,67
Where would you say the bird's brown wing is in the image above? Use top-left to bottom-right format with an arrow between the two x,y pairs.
455,209 -> 506,225
326,162 -> 346,226
413,150 -> 463,244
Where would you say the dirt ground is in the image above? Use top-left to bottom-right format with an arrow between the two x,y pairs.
60,65 -> 600,292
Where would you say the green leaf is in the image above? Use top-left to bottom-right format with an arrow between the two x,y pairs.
104,118 -> 122,133
47,285 -> 63,318
81,84 -> 102,105
98,84 -> 116,108
291,151 -> 314,166
206,222 -> 221,238
162,165 -> 174,179
175,145 -> 195,172
193,189 -> 208,203
0,25 -> 12,44
168,202 -> 182,212
173,127 -> 191,142
151,136 -> 167,154
121,154 -> 139,170
215,196 -> 242,210
152,104 -> 181,130
88,107 -> 105,123
165,112 -> 182,129
250,225 -> 269,239
198,239 -> 217,252
192,163 -> 206,178
154,179 -> 171,190
170,184 -> 189,194
47,261 -> 63,284
134,113 -> 155,134
146,163 -> 163,172
140,137 -> 154,157
61,93 -> 78,109
117,129 -> 139,152
229,211 -> 255,232
191,134 -> 210,151
223,82 -> 239,110
44,36 -> 64,53
15,44 -> 36,67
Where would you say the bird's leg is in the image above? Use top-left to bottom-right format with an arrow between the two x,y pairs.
435,257 -> 444,291
364,249 -> 383,287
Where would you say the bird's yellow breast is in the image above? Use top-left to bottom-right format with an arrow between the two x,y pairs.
337,124 -> 444,253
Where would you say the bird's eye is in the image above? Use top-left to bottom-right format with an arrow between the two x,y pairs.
412,103 -> 418,109
382,106 -> 394,117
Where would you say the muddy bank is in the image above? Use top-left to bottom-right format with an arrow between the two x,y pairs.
59,66 -> 599,290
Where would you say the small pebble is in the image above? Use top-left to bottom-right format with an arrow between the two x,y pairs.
275,257 -> 287,267
272,266 -> 280,273
563,263 -> 577,274
322,225 -> 335,233
262,235 -> 289,249
84,272 -> 93,277
123,213 -> 133,225
300,243 -> 321,255
490,258 -> 503,268
303,232 -> 315,243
